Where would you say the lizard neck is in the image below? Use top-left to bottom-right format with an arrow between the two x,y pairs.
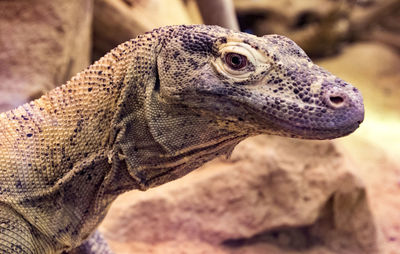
0,44 -> 137,249
111,80 -> 248,190
0,34 -> 166,249
0,47 -> 127,187
97,32 -> 251,191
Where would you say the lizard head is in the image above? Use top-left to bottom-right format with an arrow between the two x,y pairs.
156,25 -> 364,140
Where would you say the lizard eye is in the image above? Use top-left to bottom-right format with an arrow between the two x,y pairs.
212,41 -> 269,81
225,53 -> 248,70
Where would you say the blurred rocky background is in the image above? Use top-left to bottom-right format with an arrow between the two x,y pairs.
0,0 -> 399,253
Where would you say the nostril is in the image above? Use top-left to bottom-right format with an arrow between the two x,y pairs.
326,93 -> 347,109
329,96 -> 344,105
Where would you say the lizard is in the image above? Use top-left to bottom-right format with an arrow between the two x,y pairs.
0,25 -> 364,254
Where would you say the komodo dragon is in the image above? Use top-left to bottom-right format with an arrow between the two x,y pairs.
0,25 -> 364,253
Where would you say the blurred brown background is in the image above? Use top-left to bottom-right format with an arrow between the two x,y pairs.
0,0 -> 399,253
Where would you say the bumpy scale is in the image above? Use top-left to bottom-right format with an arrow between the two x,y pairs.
0,25 -> 364,253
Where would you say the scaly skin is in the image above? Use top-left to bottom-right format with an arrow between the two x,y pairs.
0,25 -> 364,253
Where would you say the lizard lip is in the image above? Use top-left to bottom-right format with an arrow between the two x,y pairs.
274,116 -> 362,140
244,105 -> 363,140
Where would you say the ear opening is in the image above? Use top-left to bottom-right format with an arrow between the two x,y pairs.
154,68 -> 160,92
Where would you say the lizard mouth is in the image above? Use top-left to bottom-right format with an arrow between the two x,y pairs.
271,115 -> 362,140
243,104 -> 363,140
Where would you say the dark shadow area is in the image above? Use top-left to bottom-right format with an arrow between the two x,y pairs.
222,224 -> 324,251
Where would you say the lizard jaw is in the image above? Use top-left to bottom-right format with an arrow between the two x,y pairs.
241,103 -> 364,140
272,116 -> 363,140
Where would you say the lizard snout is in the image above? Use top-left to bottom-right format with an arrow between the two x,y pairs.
324,86 -> 365,127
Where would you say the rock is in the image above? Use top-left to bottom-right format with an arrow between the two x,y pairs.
93,0 -> 197,59
0,0 -> 92,112
100,135 -> 379,254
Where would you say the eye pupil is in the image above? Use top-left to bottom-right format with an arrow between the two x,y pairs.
231,56 -> 241,65
225,53 -> 247,70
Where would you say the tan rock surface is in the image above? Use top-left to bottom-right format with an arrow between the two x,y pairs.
0,0 -> 92,112
100,136 -> 378,254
